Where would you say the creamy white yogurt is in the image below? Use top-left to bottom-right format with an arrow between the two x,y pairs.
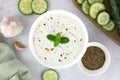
30,11 -> 88,68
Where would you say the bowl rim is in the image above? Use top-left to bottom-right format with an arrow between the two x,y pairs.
29,10 -> 88,69
78,42 -> 111,76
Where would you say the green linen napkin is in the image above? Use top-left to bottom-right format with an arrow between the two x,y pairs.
0,43 -> 34,80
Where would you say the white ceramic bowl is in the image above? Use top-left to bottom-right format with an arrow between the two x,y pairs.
78,42 -> 111,76
29,10 -> 88,69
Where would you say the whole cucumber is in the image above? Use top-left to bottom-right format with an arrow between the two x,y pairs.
116,0 -> 120,13
109,0 -> 120,36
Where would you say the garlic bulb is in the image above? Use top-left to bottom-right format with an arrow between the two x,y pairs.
0,17 -> 23,38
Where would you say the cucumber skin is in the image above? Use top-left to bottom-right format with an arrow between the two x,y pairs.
103,26 -> 115,32
41,69 -> 59,80
18,0 -> 33,15
32,0 -> 48,15
103,27 -> 115,32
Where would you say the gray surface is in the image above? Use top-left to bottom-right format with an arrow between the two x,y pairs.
0,0 -> 120,80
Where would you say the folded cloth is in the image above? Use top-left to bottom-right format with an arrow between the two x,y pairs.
0,43 -> 34,80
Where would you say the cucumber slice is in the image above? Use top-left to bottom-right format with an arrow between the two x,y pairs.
102,20 -> 115,32
32,0 -> 48,15
42,69 -> 59,80
89,2 -> 105,19
77,0 -> 85,4
88,0 -> 103,5
18,0 -> 33,15
97,11 -> 110,26
82,0 -> 90,14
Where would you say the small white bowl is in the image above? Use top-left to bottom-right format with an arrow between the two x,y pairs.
78,42 -> 111,76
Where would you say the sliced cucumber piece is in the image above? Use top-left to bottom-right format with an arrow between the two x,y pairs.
88,0 -> 103,5
82,0 -> 90,14
42,69 -> 59,80
89,2 -> 105,19
102,20 -> 115,32
32,0 -> 48,15
18,0 -> 33,15
77,0 -> 85,4
97,11 -> 110,26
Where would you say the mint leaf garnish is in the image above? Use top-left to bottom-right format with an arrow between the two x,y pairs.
47,32 -> 69,47
47,34 -> 56,41
54,33 -> 61,47
60,37 -> 69,43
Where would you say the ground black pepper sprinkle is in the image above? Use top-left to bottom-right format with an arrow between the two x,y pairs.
58,59 -> 61,62
64,57 -> 67,59
60,54 -> 63,57
44,57 -> 47,60
80,38 -> 82,41
51,48 -> 54,51
66,28 -> 68,31
50,17 -> 53,19
38,39 -> 41,42
82,46 -> 105,70
43,23 -> 46,26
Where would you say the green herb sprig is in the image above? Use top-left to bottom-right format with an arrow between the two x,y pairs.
47,33 -> 69,47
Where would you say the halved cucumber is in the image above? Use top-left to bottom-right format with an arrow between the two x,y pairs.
18,0 -> 33,15
88,0 -> 103,5
32,0 -> 48,15
97,11 -> 110,26
82,0 -> 90,14
42,69 -> 59,80
89,2 -> 105,19
102,20 -> 115,32
77,0 -> 85,4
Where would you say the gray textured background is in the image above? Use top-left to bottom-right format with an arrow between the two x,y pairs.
0,0 -> 120,80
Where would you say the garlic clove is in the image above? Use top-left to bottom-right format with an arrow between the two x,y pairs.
14,41 -> 25,51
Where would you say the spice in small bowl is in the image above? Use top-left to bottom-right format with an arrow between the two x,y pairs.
82,46 -> 105,70
78,42 -> 111,76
